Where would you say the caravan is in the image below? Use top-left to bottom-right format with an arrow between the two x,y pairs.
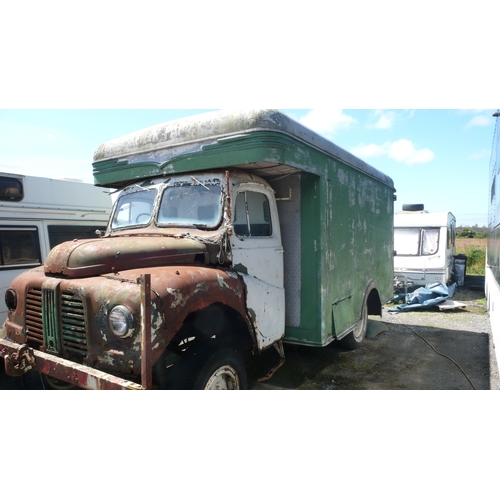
0,172 -> 111,323
394,204 -> 456,290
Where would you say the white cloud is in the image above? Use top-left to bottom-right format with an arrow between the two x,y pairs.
351,139 -> 434,165
468,148 -> 491,160
389,139 -> 434,164
369,110 -> 397,129
366,109 -> 414,130
299,109 -> 356,136
372,111 -> 395,129
465,114 -> 493,128
350,142 -> 390,158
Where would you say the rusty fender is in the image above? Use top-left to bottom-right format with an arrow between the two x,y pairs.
103,265 -> 251,356
123,265 -> 251,345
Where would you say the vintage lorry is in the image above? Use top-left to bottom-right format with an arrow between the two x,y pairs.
0,109 -> 395,389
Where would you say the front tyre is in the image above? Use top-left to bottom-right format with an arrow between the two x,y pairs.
193,347 -> 247,390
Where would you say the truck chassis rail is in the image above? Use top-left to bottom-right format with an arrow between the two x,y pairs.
0,338 -> 143,390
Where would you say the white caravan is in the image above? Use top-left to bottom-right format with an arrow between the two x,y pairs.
394,205 -> 456,290
0,172 -> 111,323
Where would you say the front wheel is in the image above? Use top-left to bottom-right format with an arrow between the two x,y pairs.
193,347 -> 247,390
339,303 -> 368,350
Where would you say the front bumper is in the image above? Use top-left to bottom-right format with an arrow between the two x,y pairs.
0,337 -> 143,390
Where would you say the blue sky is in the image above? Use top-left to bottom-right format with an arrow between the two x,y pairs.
0,109 -> 495,227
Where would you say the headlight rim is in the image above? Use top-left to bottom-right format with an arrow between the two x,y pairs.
108,305 -> 135,339
5,288 -> 17,311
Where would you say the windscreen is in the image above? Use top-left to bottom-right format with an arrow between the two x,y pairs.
110,176 -> 223,231
110,187 -> 157,229
158,182 -> 223,228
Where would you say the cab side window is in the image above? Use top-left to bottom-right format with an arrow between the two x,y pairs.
234,191 -> 272,237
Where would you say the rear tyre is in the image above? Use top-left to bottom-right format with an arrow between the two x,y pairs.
339,303 -> 368,350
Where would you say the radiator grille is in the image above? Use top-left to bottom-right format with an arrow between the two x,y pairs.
26,288 -> 43,346
61,291 -> 87,355
25,287 -> 88,357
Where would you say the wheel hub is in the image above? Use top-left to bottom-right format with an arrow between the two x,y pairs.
204,365 -> 240,390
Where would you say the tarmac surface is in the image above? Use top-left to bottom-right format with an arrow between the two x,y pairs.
1,275 -> 498,390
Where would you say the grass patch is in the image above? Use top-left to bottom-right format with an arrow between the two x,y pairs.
456,238 -> 486,276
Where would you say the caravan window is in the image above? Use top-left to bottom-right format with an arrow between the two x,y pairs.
394,227 -> 439,256
421,228 -> 439,255
47,225 -> 107,247
0,226 -> 42,269
394,228 -> 420,256
0,176 -> 23,202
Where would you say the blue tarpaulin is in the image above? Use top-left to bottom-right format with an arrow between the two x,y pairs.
389,282 -> 457,313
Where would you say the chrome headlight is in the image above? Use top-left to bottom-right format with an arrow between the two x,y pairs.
108,305 -> 135,338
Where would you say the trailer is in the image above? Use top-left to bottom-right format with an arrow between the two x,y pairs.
394,205 -> 456,290
0,172 -> 111,324
486,110 -> 500,369
1,109 -> 395,389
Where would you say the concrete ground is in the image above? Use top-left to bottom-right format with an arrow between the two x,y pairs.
250,275 -> 499,390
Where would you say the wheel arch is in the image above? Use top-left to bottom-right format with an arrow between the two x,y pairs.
166,301 -> 256,354
365,280 -> 383,317
153,302 -> 255,389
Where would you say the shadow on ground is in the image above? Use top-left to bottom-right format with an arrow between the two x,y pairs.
251,275 -> 496,390
251,321 -> 490,390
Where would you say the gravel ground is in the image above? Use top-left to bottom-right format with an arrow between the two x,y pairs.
251,275 -> 499,390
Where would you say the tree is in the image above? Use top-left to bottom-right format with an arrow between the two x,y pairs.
457,228 -> 476,238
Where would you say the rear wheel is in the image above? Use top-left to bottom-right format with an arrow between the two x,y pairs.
339,303 -> 368,350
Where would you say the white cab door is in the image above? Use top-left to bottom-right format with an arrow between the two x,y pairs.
230,185 -> 285,350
